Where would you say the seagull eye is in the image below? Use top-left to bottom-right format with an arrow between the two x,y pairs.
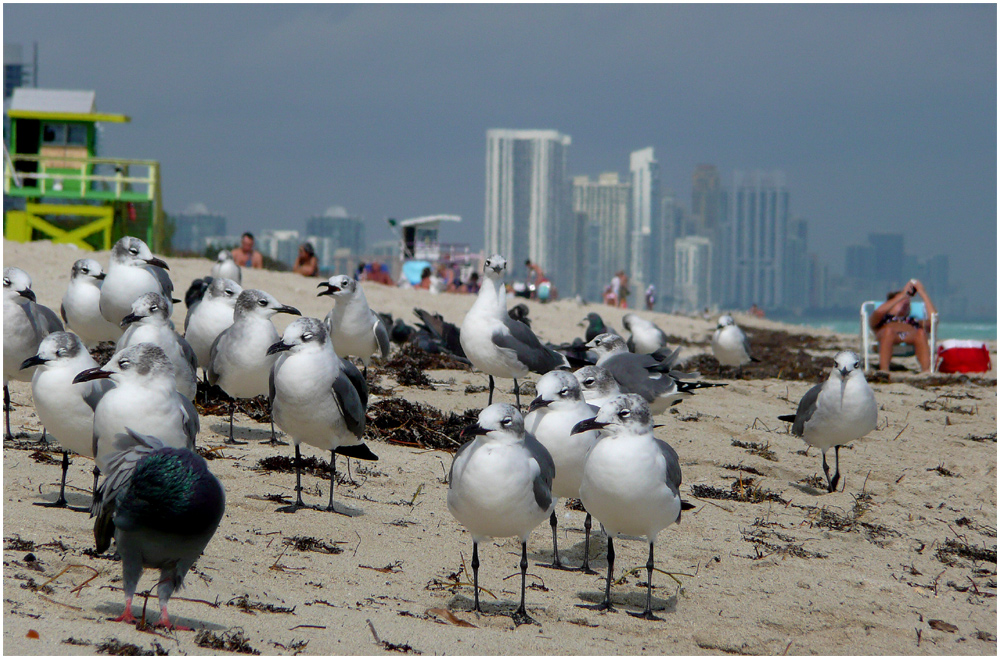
583,378 -> 595,386
500,417 -> 512,427
119,359 -> 131,369
3,278 -> 9,286
258,299 -> 268,306
618,408 -> 631,419
129,248 -> 138,255
225,289 -> 233,295
559,388 -> 569,397
149,305 -> 158,312
56,349 -> 67,357
302,333 -> 313,341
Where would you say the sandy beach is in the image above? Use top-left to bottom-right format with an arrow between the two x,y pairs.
3,238 -> 997,656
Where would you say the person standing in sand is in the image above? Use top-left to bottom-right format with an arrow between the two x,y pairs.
231,232 -> 263,269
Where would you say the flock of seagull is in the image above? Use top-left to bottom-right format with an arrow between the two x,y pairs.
3,238 -> 878,628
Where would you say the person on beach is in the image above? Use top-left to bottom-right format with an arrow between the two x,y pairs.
869,278 -> 937,372
231,232 -> 263,269
293,242 -> 318,276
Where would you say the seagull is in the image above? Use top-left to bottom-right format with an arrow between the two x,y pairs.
74,343 -> 199,474
20,331 -> 113,509
586,333 -> 725,415
459,255 -> 567,408
572,394 -> 687,620
99,236 -> 174,330
622,313 -> 669,355
211,249 -> 242,284
207,289 -> 300,444
778,350 -> 877,493
268,317 -> 378,514
183,277 -> 243,378
581,312 -> 618,343
118,293 -> 199,401
61,259 -> 120,347
91,429 -> 225,630
574,365 -> 625,410
318,275 -> 390,379
711,315 -> 757,377
447,403 -> 555,626
525,370 -> 601,572
4,267 -> 64,439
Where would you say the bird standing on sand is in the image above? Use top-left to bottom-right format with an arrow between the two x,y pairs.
525,370 -> 601,572
711,314 -> 757,377
75,343 -> 199,473
460,255 -> 567,408
4,266 -> 64,439
207,289 -> 300,444
91,429 -> 225,630
778,350 -> 877,493
211,249 -> 242,284
268,317 -> 378,514
183,277 -> 243,379
61,259 -> 120,347
318,275 -> 390,380
118,293 -> 199,401
623,313 -> 669,355
21,331 -> 113,508
572,394 -> 687,620
447,403 -> 555,625
99,236 -> 174,330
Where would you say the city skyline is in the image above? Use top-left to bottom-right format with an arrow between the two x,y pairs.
4,4 -> 994,310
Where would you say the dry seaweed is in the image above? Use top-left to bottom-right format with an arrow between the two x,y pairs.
96,639 -> 167,656
194,383 -> 271,422
5,535 -> 35,551
366,398 -> 478,452
686,328 -> 838,381
691,477 -> 787,505
88,342 -> 117,367
936,539 -> 998,566
226,594 -> 296,615
255,455 -> 334,479
731,439 -> 778,462
910,375 -> 997,390
195,628 -> 260,655
741,527 -> 826,559
284,536 -> 344,555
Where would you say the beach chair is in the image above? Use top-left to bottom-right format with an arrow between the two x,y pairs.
860,300 -> 938,373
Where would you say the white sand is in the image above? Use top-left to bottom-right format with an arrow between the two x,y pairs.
3,239 -> 997,655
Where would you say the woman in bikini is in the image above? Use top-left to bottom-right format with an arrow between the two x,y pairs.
869,278 -> 937,372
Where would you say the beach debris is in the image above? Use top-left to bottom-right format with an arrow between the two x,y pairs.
935,539 -> 998,566
928,619 -> 959,633
425,608 -> 477,628
284,536 -> 344,555
226,594 -> 296,615
731,438 -> 778,462
688,327 -> 837,381
95,638 -> 168,656
366,398 -> 477,452
194,628 -> 260,655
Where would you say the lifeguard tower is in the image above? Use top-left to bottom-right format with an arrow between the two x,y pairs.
3,88 -> 164,252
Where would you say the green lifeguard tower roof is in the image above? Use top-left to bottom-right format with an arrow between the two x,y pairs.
7,88 -> 129,123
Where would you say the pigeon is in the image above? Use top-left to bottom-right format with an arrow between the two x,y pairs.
318,275 -> 390,379
60,259 -> 120,347
118,293 -> 199,400
21,331 -> 113,508
413,308 -> 466,358
268,317 -> 378,514
525,370 -> 601,572
711,314 -> 758,377
508,303 -> 531,328
75,343 -> 199,474
459,254 -> 567,408
207,289 -> 300,444
91,429 -> 225,630
447,404 -> 555,625
572,394 -> 688,620
183,277 -> 243,376
581,312 -> 618,343
4,266 -> 64,439
778,350 -> 878,493
622,313 -> 669,355
183,277 -> 213,310
211,249 -> 241,284
99,236 -> 174,329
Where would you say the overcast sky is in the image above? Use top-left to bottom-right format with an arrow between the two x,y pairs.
5,4 -> 996,305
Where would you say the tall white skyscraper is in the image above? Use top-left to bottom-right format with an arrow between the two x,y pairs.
727,170 -> 790,309
573,172 -> 632,301
675,235 -> 713,313
629,147 -> 661,299
484,129 -> 572,285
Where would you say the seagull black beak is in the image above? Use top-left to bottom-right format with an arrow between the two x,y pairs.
18,288 -> 36,302
461,422 -> 489,439
95,272 -> 106,280
145,256 -> 169,270
571,417 -> 608,435
276,305 -> 301,316
73,367 -> 112,384
120,312 -> 141,328
317,282 -> 339,296
19,355 -> 47,370
527,396 -> 551,414
267,340 -> 292,356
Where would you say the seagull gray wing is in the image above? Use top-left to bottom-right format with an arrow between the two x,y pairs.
741,332 -> 754,360
784,383 -> 823,437
626,335 -> 637,353
331,363 -> 367,438
35,303 -> 65,334
206,331 -> 225,385
146,264 -> 174,301
655,438 -> 682,497
118,323 -> 138,349
602,352 -> 677,403
179,394 -> 200,448
177,333 -> 199,371
495,316 -> 567,373
372,312 -> 390,359
60,302 -> 68,325
524,432 -> 555,512
82,379 -> 114,412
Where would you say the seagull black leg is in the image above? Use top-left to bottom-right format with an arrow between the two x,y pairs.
511,541 -> 537,626
513,378 -> 521,410
580,512 -> 598,574
628,542 -> 662,621
488,376 -> 495,406
544,510 -> 567,569
35,450 -> 70,508
830,445 -> 842,493
4,384 -> 12,440
581,535 -> 616,612
225,400 -> 247,445
264,401 -> 286,445
822,450 -> 834,493
471,541 -> 481,613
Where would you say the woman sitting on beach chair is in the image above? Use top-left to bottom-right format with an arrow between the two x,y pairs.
869,279 -> 937,372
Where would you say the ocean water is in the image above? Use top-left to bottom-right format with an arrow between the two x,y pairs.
778,318 -> 997,343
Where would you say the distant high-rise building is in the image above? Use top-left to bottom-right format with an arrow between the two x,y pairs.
306,206 -> 366,256
573,172 -> 631,302
845,244 -> 876,281
727,170 -> 790,309
258,230 -> 300,268
171,204 -> 227,253
674,236 -> 713,313
485,129 -> 572,287
691,164 -> 724,236
868,232 -> 904,286
4,43 -> 37,101
629,147 -> 661,300
654,189 -> 683,311
784,217 -> 810,311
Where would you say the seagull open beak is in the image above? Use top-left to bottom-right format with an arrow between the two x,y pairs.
18,288 -> 36,302
73,367 -> 112,384
276,305 -> 301,316
317,282 -> 340,296
145,256 -> 169,270
571,417 -> 608,435
120,312 -> 141,328
461,422 -> 489,439
526,396 -> 551,413
19,355 -> 47,370
94,272 -> 106,280
266,340 -> 292,356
